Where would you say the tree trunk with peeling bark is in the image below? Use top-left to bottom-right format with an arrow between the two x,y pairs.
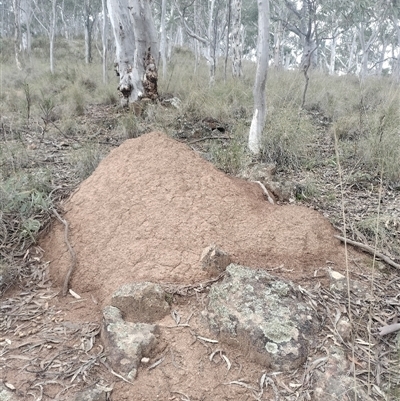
107,0 -> 159,104
248,0 -> 269,154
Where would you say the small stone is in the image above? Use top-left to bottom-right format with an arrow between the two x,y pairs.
200,245 -> 231,275
101,305 -> 159,380
336,318 -> 352,342
111,282 -> 170,324
141,357 -> 150,364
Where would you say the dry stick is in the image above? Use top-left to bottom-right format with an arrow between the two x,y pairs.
334,235 -> 400,270
188,135 -> 231,144
253,181 -> 275,204
51,209 -> 77,296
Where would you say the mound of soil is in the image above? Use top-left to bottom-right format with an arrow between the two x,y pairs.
42,131 -> 347,305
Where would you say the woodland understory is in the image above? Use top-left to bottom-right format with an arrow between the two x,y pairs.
1,2 -> 400,393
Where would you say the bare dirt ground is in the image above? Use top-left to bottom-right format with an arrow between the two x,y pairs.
1,105 -> 399,400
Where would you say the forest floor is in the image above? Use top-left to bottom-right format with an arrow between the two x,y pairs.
1,101 -> 399,400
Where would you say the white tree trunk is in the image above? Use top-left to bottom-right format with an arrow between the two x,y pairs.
207,0 -> 216,85
160,0 -> 167,79
13,0 -> 22,70
20,0 -> 32,54
49,0 -> 57,74
107,0 -> 159,103
84,0 -> 92,64
347,31 -> 357,73
272,20 -> 282,69
101,0 -> 108,83
328,34 -> 337,75
249,0 -> 269,154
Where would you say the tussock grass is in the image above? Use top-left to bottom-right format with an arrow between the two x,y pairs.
68,143 -> 105,181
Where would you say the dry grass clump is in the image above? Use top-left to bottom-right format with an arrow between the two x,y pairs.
261,108 -> 316,171
68,143 -> 105,181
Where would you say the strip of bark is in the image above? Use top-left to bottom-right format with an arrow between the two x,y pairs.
334,235 -> 400,270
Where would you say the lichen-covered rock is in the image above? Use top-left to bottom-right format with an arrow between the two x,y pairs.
312,346 -> 369,401
200,245 -> 232,276
101,306 -> 158,380
111,282 -> 170,323
204,264 -> 319,371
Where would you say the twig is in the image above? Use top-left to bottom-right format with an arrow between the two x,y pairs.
252,181 -> 275,204
334,235 -> 400,270
51,209 -> 77,296
188,136 -> 231,144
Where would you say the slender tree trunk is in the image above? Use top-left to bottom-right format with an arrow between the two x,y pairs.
249,0 -> 269,154
84,0 -> 94,64
347,32 -> 357,73
20,0 -> 32,55
160,0 -> 167,79
102,0 -> 108,83
273,19 -> 282,68
167,2 -> 174,60
49,0 -> 57,74
376,38 -> 387,76
328,34 -> 337,75
231,0 -> 242,77
224,0 -> 231,81
13,0 -> 22,70
207,0 -> 216,85
193,0 -> 200,72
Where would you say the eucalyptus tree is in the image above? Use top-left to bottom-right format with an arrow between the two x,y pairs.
248,0 -> 269,154
175,0 -> 228,85
231,0 -> 243,77
31,0 -> 58,73
272,0 -> 318,68
107,0 -> 159,103
101,0 -> 108,83
390,0 -> 400,81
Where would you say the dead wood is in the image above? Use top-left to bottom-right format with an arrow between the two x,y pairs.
334,235 -> 400,270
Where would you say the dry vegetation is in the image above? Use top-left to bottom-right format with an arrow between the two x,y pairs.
1,37 -> 400,399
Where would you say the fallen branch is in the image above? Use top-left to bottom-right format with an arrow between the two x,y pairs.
253,181 -> 275,204
334,235 -> 400,270
188,136 -> 231,144
52,209 -> 77,296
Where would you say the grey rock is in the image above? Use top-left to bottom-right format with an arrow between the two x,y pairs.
0,383 -> 16,401
101,306 -> 158,380
328,270 -> 369,299
200,245 -> 232,276
111,282 -> 170,323
74,384 -> 107,401
312,346 -> 370,401
204,264 -> 319,371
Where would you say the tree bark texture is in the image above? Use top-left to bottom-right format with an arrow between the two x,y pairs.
231,0 -> 242,77
102,0 -> 108,83
107,0 -> 159,103
248,0 -> 269,154
160,0 -> 167,79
